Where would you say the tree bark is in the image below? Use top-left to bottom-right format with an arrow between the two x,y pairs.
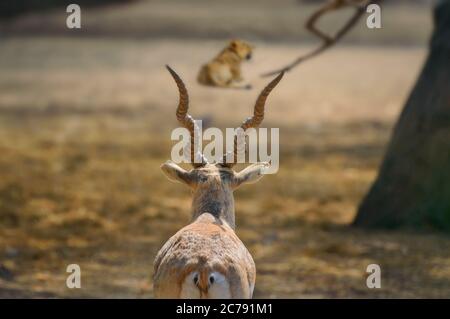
353,0 -> 450,231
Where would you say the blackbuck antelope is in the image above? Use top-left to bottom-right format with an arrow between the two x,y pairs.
153,66 -> 284,299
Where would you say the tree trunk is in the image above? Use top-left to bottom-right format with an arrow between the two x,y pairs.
353,0 -> 450,231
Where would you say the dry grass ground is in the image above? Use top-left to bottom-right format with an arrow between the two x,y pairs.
0,37 -> 449,298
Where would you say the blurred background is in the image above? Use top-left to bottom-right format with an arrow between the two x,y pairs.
0,0 -> 449,298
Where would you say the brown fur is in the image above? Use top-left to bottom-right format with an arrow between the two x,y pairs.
153,213 -> 255,298
154,163 -> 268,298
197,39 -> 254,89
154,69 -> 282,299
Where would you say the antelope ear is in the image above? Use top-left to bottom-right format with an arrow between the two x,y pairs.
232,162 -> 269,189
161,161 -> 195,186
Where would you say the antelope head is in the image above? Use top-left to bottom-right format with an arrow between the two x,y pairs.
161,66 -> 283,229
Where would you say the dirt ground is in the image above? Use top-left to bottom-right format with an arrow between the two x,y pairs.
0,36 -> 449,298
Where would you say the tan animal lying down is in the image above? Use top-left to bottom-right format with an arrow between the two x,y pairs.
197,39 -> 253,89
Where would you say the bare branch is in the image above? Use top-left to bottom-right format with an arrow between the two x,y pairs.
262,0 -> 382,77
